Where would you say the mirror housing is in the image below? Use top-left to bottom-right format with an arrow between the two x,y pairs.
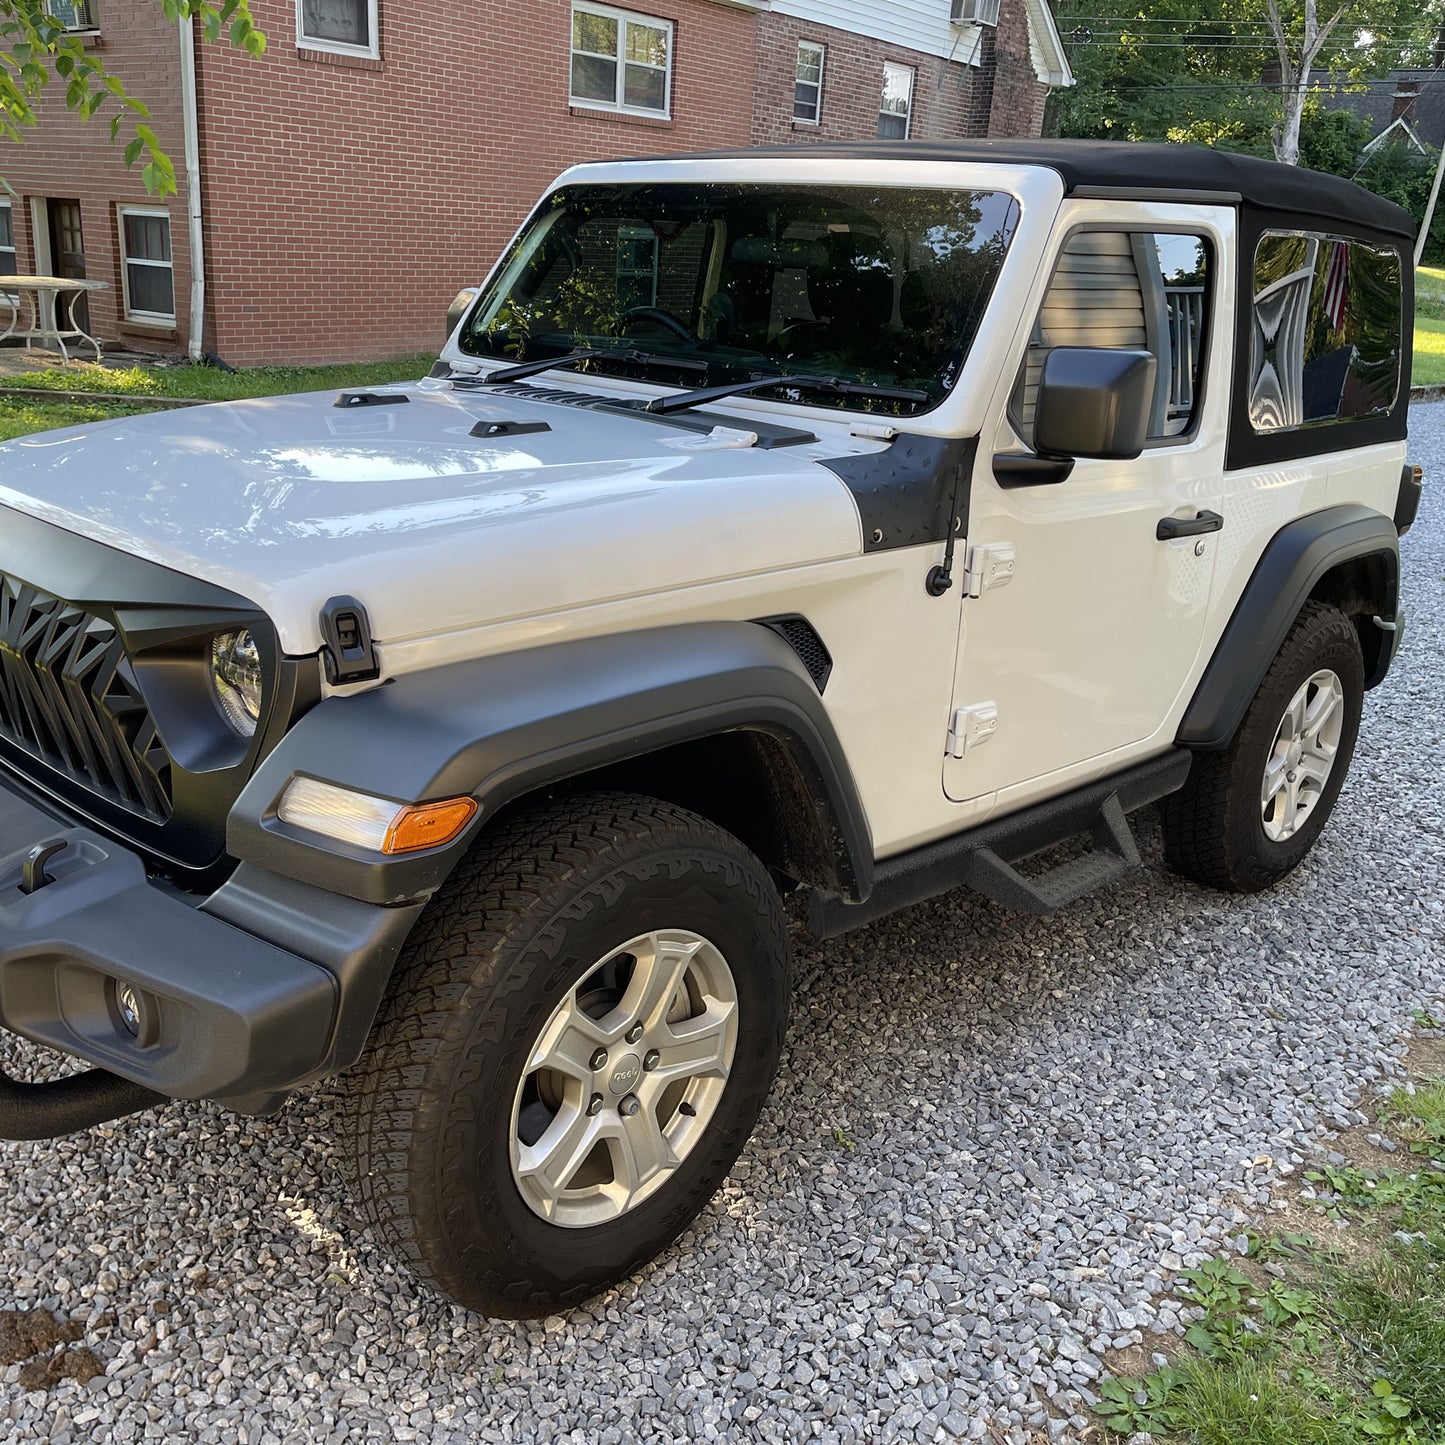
446,287 -> 480,340
1034,347 -> 1157,461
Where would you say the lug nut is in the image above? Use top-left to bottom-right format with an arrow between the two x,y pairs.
1287,770 -> 1298,783
587,1093 -> 604,1117
619,1095 -> 641,1118
625,1023 -> 644,1044
643,1050 -> 660,1072
589,1048 -> 608,1070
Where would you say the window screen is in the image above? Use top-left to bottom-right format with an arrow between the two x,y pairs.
0,206 -> 15,277
1012,231 -> 1211,446
1249,232 -> 1402,432
795,43 -> 824,123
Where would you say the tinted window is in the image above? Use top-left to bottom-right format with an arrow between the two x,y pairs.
460,182 -> 1021,416
1249,232 -> 1402,432
1012,230 -> 1211,445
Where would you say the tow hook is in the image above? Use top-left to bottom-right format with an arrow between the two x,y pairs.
19,839 -> 67,895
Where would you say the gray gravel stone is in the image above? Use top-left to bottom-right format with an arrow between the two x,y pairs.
4,407 -> 1445,1443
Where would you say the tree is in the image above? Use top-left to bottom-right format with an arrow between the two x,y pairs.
0,0 -> 264,196
1265,0 -> 1352,164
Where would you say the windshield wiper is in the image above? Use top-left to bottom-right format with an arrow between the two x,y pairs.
459,348 -> 708,386
641,373 -> 929,415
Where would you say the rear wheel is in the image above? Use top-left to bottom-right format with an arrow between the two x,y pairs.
338,792 -> 790,1317
1163,601 -> 1364,893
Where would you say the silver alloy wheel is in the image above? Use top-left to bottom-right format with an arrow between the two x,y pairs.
509,929 -> 739,1229
1260,668 -> 1345,843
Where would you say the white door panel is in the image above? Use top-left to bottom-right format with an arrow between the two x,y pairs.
944,204 -> 1236,804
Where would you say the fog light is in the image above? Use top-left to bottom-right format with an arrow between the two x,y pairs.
276,776 -> 479,854
116,984 -> 141,1037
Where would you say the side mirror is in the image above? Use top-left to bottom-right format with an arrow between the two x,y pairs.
446,287 -> 480,340
1034,347 -> 1157,461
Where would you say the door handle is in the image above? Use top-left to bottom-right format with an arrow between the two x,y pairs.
1156,510 -> 1224,541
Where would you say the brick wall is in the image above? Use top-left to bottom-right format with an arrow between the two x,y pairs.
750,6 -> 1047,147
193,0 -> 758,365
0,14 -> 192,357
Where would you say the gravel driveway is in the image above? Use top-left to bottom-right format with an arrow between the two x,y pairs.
4,408 -> 1444,1445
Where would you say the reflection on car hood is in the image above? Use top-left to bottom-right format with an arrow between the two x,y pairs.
0,382 -> 863,654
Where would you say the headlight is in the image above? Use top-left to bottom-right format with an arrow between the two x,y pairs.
210,629 -> 263,736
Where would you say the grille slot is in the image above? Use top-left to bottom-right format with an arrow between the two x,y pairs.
759,616 -> 833,692
0,574 -> 172,821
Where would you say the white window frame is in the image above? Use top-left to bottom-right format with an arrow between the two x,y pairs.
296,0 -> 379,59
570,1 -> 674,120
0,201 -> 17,279
117,206 -> 175,324
879,61 -> 914,140
43,0 -> 99,32
793,41 -> 825,124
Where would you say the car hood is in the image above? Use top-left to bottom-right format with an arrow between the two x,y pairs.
0,382 -> 863,655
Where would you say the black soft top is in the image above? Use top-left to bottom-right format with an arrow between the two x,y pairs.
647,139 -> 1414,242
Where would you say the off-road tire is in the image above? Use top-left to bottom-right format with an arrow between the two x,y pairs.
338,791 -> 791,1318
1162,601 -> 1364,893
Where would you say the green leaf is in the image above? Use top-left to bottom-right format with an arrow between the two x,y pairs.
1374,1380 -> 1397,1398
122,136 -> 143,166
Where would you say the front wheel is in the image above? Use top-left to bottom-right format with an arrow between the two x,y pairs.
338,792 -> 791,1317
1163,600 -> 1364,893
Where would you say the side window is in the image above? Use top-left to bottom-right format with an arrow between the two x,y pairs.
1249,232 -> 1402,432
1012,230 -> 1211,448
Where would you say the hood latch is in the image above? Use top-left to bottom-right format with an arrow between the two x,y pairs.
320,595 -> 381,686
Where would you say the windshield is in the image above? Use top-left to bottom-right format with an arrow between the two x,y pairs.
458,182 -> 1021,416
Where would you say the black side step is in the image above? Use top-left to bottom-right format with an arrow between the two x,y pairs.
0,1062 -> 165,1142
810,749 -> 1192,939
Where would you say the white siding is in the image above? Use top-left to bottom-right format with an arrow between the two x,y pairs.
770,0 -> 981,64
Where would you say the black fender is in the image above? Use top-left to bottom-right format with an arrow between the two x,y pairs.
1177,504 -> 1400,751
225,621 -> 875,909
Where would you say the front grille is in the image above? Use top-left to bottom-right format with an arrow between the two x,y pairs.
0,574 -> 172,821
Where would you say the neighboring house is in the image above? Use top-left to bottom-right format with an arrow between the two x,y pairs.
1325,69 -> 1445,156
9,0 -> 1070,365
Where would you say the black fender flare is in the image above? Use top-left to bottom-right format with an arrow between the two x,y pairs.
226,621 -> 875,908
1177,503 -> 1400,751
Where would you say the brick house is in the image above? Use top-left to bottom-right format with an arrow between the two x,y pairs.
8,0 -> 1068,366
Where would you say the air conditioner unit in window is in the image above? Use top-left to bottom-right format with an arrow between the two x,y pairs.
951,0 -> 1001,25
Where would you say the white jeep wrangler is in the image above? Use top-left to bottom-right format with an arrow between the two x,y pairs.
0,140 -> 1421,1317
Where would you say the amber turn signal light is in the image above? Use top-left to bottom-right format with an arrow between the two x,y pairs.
383,797 -> 479,854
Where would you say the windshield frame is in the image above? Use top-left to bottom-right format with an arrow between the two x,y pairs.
452,175 -> 1025,420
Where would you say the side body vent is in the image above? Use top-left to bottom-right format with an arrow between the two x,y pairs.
757,615 -> 833,692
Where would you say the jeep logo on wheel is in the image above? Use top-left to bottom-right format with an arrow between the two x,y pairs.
609,1055 -> 642,1095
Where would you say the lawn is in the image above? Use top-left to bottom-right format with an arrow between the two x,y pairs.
0,353 -> 433,441
1096,1030 -> 1445,1444
1415,268 -> 1445,386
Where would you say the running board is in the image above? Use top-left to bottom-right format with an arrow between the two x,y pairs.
810,750 -> 1192,939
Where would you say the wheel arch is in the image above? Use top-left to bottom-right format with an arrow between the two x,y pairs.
226,621 -> 875,908
1178,504 -> 1400,751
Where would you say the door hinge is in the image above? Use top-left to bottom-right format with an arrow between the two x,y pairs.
964,543 -> 1016,599
948,701 -> 999,758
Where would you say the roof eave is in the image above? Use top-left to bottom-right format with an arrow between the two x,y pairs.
1023,0 -> 1073,88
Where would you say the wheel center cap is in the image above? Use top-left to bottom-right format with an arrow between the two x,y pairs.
608,1053 -> 642,1095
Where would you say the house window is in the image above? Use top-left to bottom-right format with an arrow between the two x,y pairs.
118,208 -> 174,322
878,61 -> 913,139
44,0 -> 99,31
0,204 -> 15,277
570,2 -> 672,117
297,0 -> 377,56
794,42 -> 824,123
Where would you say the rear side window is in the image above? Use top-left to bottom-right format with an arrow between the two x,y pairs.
1249,232 -> 1402,433
1011,230 -> 1210,447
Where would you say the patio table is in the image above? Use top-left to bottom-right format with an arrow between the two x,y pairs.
0,275 -> 108,362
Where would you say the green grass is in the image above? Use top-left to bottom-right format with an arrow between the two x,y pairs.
0,354 -> 433,441
1096,1068 -> 1445,1444
0,353 -> 433,402
1414,269 -> 1445,385
0,397 -> 144,442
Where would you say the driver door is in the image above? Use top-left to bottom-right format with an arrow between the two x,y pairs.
943,206 -> 1233,808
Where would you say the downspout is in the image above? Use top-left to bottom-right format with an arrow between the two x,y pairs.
179,16 -> 205,362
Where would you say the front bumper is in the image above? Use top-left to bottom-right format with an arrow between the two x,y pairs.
0,774 -> 345,1127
